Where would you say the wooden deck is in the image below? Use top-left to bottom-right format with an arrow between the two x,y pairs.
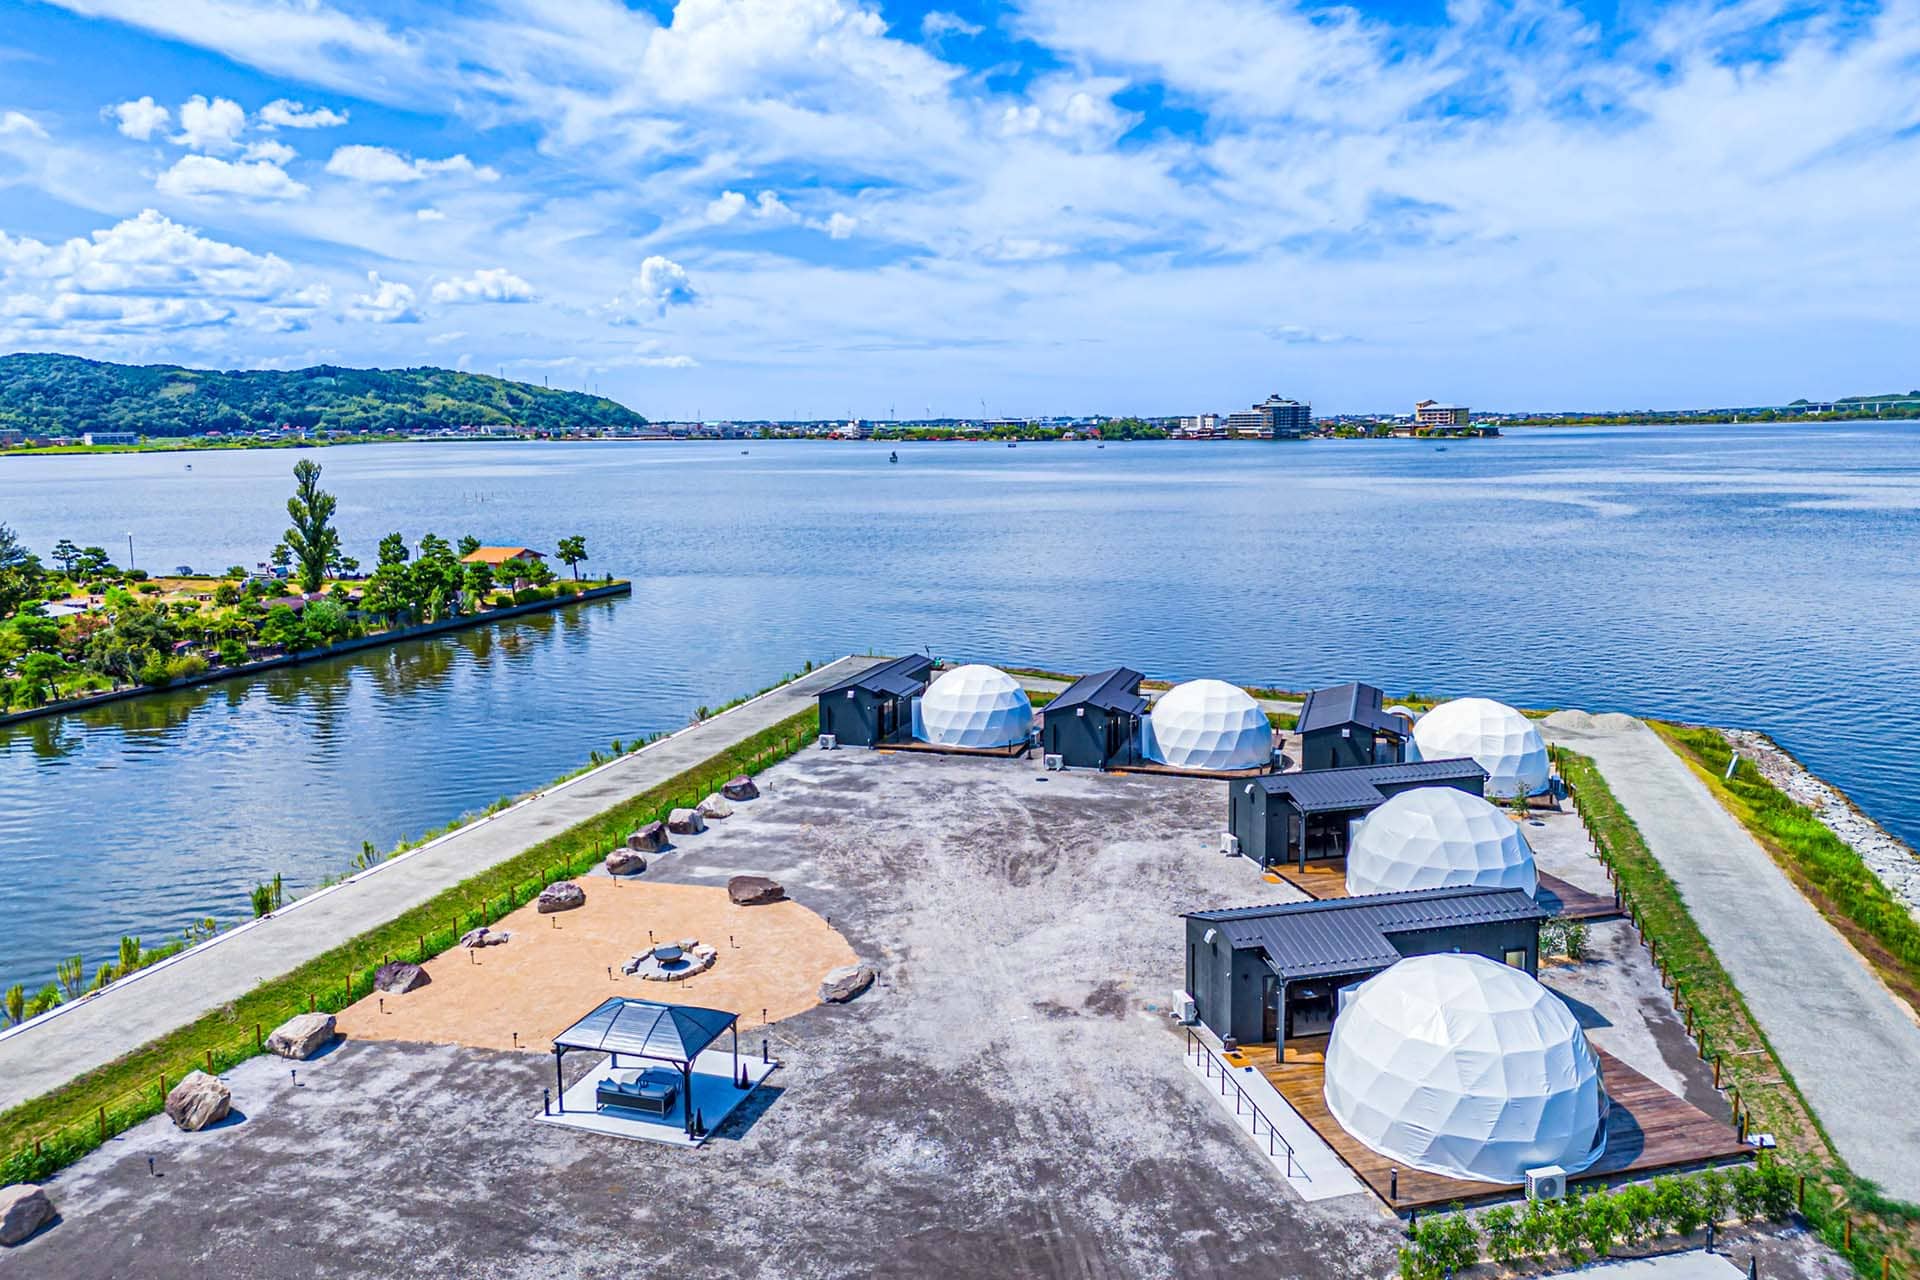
1111,761 -> 1272,780
1266,861 -> 1621,921
1249,1036 -> 1749,1211
878,739 -> 1031,759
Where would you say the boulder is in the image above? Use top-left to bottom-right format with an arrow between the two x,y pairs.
0,1183 -> 55,1247
819,963 -> 876,1005
605,849 -> 647,877
459,927 -> 510,948
722,775 -> 759,802
373,961 -> 430,993
537,881 -> 586,914
627,821 -> 669,853
667,808 -> 706,835
727,875 -> 786,907
266,1012 -> 335,1060
697,793 -> 734,820
164,1070 -> 232,1132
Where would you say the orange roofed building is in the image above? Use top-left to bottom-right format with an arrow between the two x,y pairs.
460,546 -> 546,566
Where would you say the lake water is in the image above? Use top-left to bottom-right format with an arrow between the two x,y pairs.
3,427 -> 1918,993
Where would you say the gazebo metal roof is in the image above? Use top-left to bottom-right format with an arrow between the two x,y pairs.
554,997 -> 737,1064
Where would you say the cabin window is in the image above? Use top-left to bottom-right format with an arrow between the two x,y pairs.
1504,948 -> 1528,969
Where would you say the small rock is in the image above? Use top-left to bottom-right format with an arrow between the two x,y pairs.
537,881 -> 587,913
722,775 -> 759,802
697,793 -> 734,820
605,849 -> 647,876
266,1012 -> 335,1060
373,961 -> 430,993
164,1070 -> 232,1132
0,1183 -> 55,1247
727,875 -> 785,906
627,820 -> 668,853
667,808 -> 706,835
459,927 -> 510,948
819,963 -> 876,1004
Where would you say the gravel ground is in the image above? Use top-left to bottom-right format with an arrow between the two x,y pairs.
6,751 -> 1396,1280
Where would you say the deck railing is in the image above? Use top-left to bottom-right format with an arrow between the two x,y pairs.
1185,1027 -> 1298,1179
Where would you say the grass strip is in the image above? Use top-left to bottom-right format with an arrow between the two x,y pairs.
1558,746 -> 1919,1277
1653,722 -> 1920,1006
0,702 -> 821,1185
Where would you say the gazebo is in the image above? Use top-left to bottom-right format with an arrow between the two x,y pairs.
551,997 -> 741,1137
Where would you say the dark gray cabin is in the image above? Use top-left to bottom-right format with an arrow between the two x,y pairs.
1227,758 -> 1488,868
1184,887 -> 1546,1051
816,654 -> 935,747
1040,667 -> 1147,768
1295,682 -> 1410,772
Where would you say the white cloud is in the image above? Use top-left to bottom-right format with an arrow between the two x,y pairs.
634,353 -> 698,368
707,189 -> 797,225
242,138 -> 297,164
325,144 -> 499,184
628,255 -> 697,312
430,267 -> 536,304
258,99 -> 348,129
156,154 -> 307,201
350,271 -> 419,323
172,94 -> 247,152
922,11 -> 983,39
110,96 -> 170,140
1,111 -> 49,139
820,212 -> 858,239
415,207 -> 447,222
0,209 -> 322,347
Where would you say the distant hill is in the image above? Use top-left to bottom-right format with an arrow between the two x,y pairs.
0,353 -> 647,438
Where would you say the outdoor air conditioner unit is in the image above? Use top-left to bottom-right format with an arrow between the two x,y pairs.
1043,753 -> 1064,771
1175,992 -> 1198,1024
1525,1166 -> 1567,1202
1219,832 -> 1240,857
818,734 -> 838,751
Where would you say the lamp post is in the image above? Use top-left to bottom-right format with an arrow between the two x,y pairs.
126,532 -> 135,572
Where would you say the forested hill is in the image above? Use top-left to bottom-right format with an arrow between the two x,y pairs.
0,353 -> 647,437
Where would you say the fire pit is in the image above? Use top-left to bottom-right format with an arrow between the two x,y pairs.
622,939 -> 717,982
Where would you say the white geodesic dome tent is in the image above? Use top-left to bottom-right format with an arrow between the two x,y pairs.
1323,954 -> 1610,1184
1345,787 -> 1538,897
1411,698 -> 1551,797
1141,679 -> 1273,770
916,664 -> 1034,748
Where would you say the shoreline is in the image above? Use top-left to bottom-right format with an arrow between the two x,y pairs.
0,580 -> 632,728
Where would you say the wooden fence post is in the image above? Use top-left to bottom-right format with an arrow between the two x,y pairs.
97,1106 -> 106,1140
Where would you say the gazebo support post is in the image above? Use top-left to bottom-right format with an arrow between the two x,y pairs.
682,1061 -> 694,1138
732,1024 -> 740,1087
553,1049 -> 566,1114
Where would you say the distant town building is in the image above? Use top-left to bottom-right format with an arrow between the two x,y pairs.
833,419 -> 871,439
1177,414 -> 1222,437
0,430 -> 22,447
82,431 -> 139,446
1414,400 -> 1470,427
1225,395 -> 1311,439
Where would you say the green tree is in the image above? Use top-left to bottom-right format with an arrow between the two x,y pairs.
0,522 -> 26,571
457,534 -> 481,557
271,542 -> 292,574
14,652 -> 67,706
51,538 -> 81,575
377,532 -> 411,567
282,458 -> 340,593
465,562 -> 495,601
556,535 -> 588,580
258,604 -> 312,651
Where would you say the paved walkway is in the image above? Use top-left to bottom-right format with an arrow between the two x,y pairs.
1543,715 -> 1920,1203
0,657 -> 872,1114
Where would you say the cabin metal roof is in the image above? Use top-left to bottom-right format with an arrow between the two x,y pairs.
820,653 -> 935,698
1046,666 -> 1147,716
1187,886 -> 1546,982
1245,757 -> 1487,813
1295,682 -> 1408,738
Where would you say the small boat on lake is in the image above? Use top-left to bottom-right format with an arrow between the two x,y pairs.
889,451 -> 898,463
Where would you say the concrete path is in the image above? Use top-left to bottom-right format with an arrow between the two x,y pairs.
1014,672 -> 1303,716
1539,1251 -> 1743,1279
0,657 -> 872,1115
1182,1037 -> 1367,1203
1543,715 -> 1920,1203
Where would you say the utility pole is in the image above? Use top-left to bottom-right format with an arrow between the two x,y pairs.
126,532 -> 135,572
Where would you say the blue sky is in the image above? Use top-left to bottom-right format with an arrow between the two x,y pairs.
0,0 -> 1916,417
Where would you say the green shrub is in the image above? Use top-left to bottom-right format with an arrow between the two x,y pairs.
217,638 -> 247,666
163,653 -> 207,681
136,582 -> 162,595
1480,1204 -> 1524,1263
124,568 -> 149,582
1655,1175 -> 1707,1236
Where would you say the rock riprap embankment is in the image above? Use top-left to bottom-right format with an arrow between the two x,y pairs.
1725,728 -> 1920,920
